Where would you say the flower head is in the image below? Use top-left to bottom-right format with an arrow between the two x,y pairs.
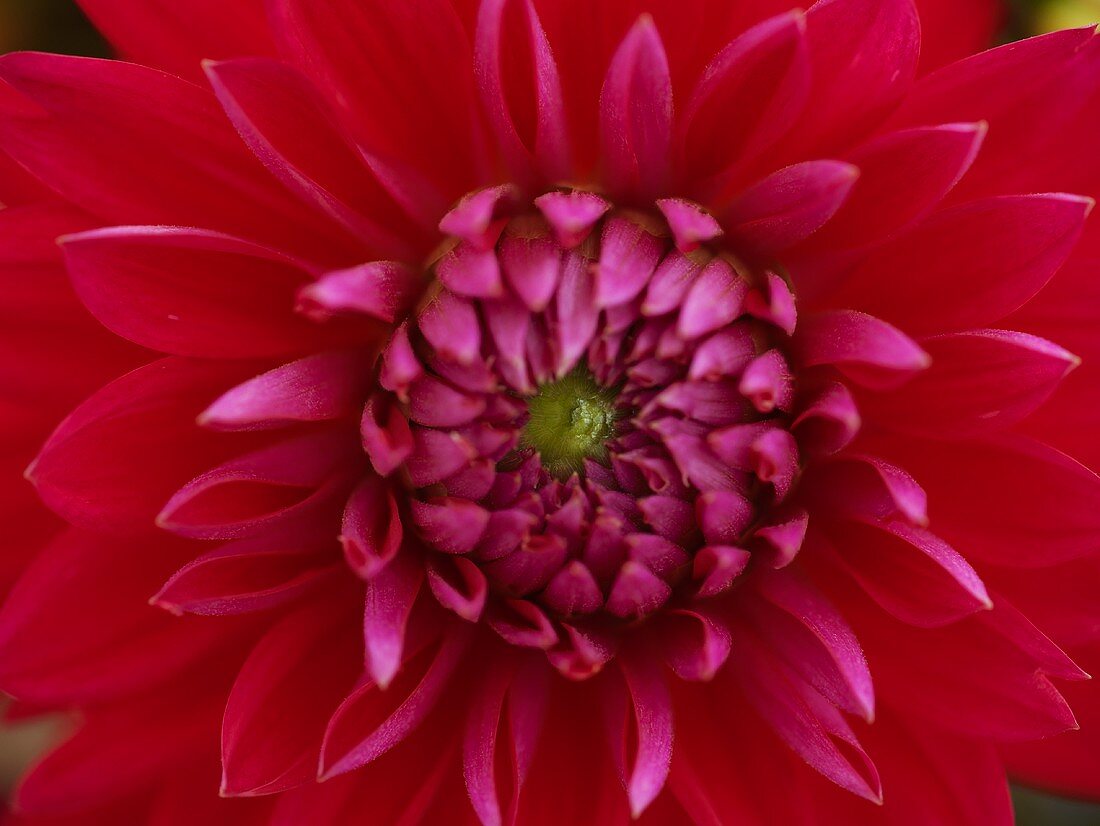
1,1 -> 1099,824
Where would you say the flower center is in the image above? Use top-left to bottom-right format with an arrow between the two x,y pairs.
522,368 -> 621,479
354,186 -> 808,677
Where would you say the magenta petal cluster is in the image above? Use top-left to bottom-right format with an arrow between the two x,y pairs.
1,1 -> 1100,824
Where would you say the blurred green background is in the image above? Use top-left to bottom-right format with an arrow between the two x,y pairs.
1,0 -> 1098,823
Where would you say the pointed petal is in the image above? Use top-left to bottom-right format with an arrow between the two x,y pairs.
599,16 -> 673,199
865,330 -> 1079,438
823,522 -> 991,627
0,53 -> 355,263
804,123 -> 987,251
793,310 -> 929,388
200,350 -> 372,431
153,534 -> 337,616
204,57 -> 420,254
463,660 -> 515,826
832,194 -> 1093,335
61,227 -> 369,358
27,358 -> 262,532
74,0 -> 275,81
680,11 -> 810,190
364,552 -> 423,689
475,0 -> 569,184
320,624 -> 471,778
618,654 -> 674,818
724,161 -> 859,254
221,598 -> 359,796
297,261 -> 420,324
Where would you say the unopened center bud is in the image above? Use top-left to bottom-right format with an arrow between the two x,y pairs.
523,368 -> 620,479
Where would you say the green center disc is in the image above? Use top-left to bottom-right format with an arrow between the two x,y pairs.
522,368 -> 620,479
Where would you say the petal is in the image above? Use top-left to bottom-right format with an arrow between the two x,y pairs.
200,351 -> 373,431
498,219 -> 562,311
553,249 -> 600,372
871,433 -> 1100,568
806,454 -> 928,527
540,561 -> 604,617
360,396 -> 415,476
792,310 -> 930,388
14,687 -> 223,815
364,552 -> 424,689
221,597 -> 360,796
594,213 -> 666,309
410,497 -> 490,554
153,533 -> 338,616
475,0 -> 569,185
691,545 -> 751,598
914,0 -> 1006,72
750,570 -> 875,721
618,654 -> 674,818
738,350 -> 795,413
407,375 -> 487,428
418,290 -> 482,365
1001,664 -> 1100,801
61,227 -> 373,358
463,659 -> 515,826
487,599 -> 559,650
599,16 -> 674,200
731,630 -> 881,802
27,358 -> 266,533
657,609 -> 731,682
296,261 -> 421,324
427,556 -> 489,622
791,381 -> 861,457
269,0 -> 486,201
438,242 -> 506,301
655,199 -> 723,253
889,27 -> 1096,131
797,122 -> 987,255
677,259 -> 749,341
320,624 -> 472,778
849,598 -> 1079,743
864,330 -> 1079,438
788,0 -> 920,152
270,738 -> 458,825
606,561 -> 672,620
157,429 -> 358,541
830,194 -> 1093,335
204,57 -> 423,255
0,53 -> 356,264
680,11 -> 810,192
723,160 -> 859,254
800,710 -> 1013,826
534,190 -> 610,249
340,476 -> 403,578
438,184 -> 520,250
0,529 -> 233,705
74,0 -> 275,80
818,522 -> 992,627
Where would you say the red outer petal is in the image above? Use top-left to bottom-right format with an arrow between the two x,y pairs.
829,194 -> 1093,335
863,329 -> 1079,438
0,53 -> 358,265
27,358 -> 270,533
61,227 -> 378,358
221,596 -> 360,796
74,0 -> 275,81
599,16 -> 674,200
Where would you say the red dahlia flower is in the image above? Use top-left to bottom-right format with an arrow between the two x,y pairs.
1,1 -> 1098,824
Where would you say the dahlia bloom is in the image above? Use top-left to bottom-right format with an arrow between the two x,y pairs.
1,0 -> 1099,823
